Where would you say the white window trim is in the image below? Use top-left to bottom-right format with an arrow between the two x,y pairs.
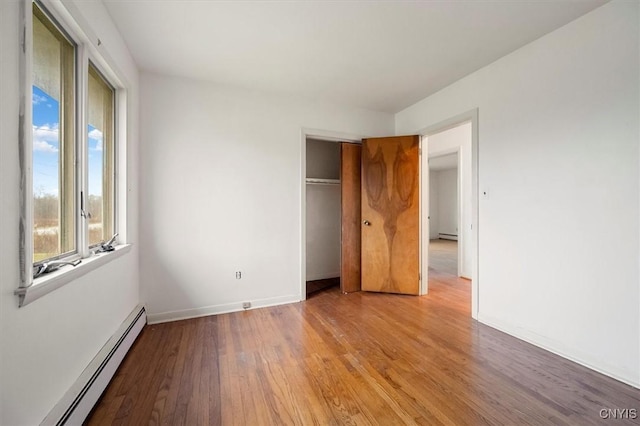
16,0 -> 131,307
15,245 -> 132,306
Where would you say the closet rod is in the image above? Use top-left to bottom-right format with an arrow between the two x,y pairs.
305,178 -> 340,185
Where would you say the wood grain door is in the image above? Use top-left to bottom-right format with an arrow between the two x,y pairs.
340,143 -> 362,293
361,135 -> 420,295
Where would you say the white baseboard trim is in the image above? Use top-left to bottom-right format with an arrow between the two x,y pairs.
147,294 -> 301,324
478,313 -> 640,389
42,304 -> 147,425
438,233 -> 458,241
306,272 -> 340,282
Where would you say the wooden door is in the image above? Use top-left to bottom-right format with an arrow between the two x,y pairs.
361,135 -> 420,295
340,143 -> 362,293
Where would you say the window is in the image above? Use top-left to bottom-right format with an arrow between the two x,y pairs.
32,2 -> 76,262
17,0 -> 128,306
87,64 -> 115,247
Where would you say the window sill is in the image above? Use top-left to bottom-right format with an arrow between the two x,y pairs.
15,244 -> 132,307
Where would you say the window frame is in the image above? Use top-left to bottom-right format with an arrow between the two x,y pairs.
16,0 -> 130,307
86,61 -> 116,249
31,2 -> 78,263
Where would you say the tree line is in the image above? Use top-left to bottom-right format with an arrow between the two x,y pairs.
34,193 -> 103,227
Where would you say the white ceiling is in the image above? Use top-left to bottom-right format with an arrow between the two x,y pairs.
103,0 -> 607,113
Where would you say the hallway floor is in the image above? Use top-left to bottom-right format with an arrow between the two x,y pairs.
429,238 -> 458,276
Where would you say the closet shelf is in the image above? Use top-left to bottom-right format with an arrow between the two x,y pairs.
305,178 -> 341,185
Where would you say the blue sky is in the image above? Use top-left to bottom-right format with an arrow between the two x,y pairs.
33,85 -> 103,197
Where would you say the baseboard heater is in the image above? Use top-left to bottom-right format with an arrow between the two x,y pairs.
439,233 -> 458,241
42,304 -> 147,425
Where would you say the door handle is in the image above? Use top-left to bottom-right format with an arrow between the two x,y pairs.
363,220 -> 371,226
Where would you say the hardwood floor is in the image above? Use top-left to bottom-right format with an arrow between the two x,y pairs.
87,272 -> 640,425
429,238 -> 458,276
306,277 -> 340,298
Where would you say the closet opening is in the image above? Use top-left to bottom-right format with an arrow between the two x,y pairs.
305,138 -> 342,297
304,137 -> 361,298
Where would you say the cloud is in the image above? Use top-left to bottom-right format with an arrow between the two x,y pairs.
88,128 -> 103,151
32,92 -> 48,105
88,128 -> 103,140
32,124 -> 59,153
34,140 -> 59,153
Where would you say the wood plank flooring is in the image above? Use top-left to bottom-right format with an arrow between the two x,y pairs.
87,271 -> 640,425
429,239 -> 458,277
306,277 -> 340,298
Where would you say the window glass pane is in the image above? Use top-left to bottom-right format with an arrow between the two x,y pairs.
88,64 -> 114,246
32,86 -> 60,262
87,123 -> 103,245
32,4 -> 75,262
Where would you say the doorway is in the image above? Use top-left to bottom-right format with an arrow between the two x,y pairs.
419,110 -> 478,319
301,131 -> 423,300
304,138 -> 343,298
428,151 -> 460,276
425,122 -> 472,280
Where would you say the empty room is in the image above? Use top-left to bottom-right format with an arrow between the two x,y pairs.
1,0 -> 639,424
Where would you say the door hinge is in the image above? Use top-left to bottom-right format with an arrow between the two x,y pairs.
419,148 -> 422,155
419,273 -> 422,281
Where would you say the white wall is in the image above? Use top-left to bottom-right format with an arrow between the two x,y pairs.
429,167 -> 459,239
428,170 -> 439,238
306,140 -> 341,281
428,123 -> 473,277
140,73 -> 394,322
306,184 -> 341,280
0,1 -> 140,425
435,168 -> 458,237
397,0 -> 639,387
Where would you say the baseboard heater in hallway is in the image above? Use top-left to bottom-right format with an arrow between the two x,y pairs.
439,233 -> 458,241
43,304 -> 147,425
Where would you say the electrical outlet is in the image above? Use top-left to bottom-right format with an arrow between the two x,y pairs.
242,302 -> 251,310
235,271 -> 242,279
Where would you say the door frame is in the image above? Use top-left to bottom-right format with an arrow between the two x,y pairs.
300,128 -> 363,301
418,109 -> 479,319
